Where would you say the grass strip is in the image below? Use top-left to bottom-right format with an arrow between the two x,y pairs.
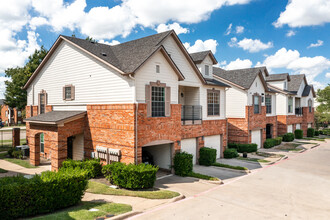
237,157 -> 270,163
212,162 -> 248,171
188,172 -> 219,181
3,158 -> 37,168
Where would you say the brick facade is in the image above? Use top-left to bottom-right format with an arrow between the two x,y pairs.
302,107 -> 314,136
277,114 -> 303,136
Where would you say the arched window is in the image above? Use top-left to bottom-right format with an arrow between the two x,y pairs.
308,99 -> 312,113
40,133 -> 44,153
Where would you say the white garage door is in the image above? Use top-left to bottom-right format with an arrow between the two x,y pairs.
144,144 -> 171,170
287,125 -> 293,133
181,138 -> 197,164
296,124 -> 301,129
204,135 -> 222,158
251,130 -> 261,149
308,123 -> 312,128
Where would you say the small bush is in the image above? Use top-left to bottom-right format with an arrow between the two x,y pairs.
61,159 -> 102,178
307,128 -> 315,137
294,129 -> 303,139
223,149 -> 239,158
227,143 -> 238,149
228,143 -> 257,153
173,152 -> 193,176
314,130 -> 319,136
7,148 -> 22,159
199,147 -> 217,166
102,162 -> 158,189
282,133 -> 294,142
274,137 -> 283,145
0,168 -> 88,220
264,139 -> 277,149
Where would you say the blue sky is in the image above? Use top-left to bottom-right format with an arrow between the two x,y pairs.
1,0 -> 329,98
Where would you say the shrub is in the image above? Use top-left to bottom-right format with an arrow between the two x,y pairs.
307,128 -> 315,137
0,168 -> 88,220
314,130 -> 319,136
264,139 -> 277,149
7,148 -> 22,158
102,162 -> 158,189
274,137 -> 282,145
61,159 -> 102,178
294,129 -> 303,139
227,143 -> 238,149
282,133 -> 294,142
173,152 -> 193,176
223,148 -> 238,158
228,143 -> 257,153
199,147 -> 217,166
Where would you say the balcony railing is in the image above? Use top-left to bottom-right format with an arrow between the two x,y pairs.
295,107 -> 303,116
181,105 -> 202,125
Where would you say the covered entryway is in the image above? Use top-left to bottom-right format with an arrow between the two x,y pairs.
181,138 -> 197,164
204,135 -> 222,158
251,130 -> 262,149
287,124 -> 293,133
142,143 -> 172,170
266,124 -> 273,139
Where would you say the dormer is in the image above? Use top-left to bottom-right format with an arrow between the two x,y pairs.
190,50 -> 217,79
265,73 -> 291,90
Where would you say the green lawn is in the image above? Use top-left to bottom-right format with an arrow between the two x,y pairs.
303,137 -> 325,141
30,202 -> 132,220
237,157 -> 270,163
212,162 -> 248,170
275,143 -> 301,151
3,158 -> 37,168
188,172 -> 219,181
87,181 -> 180,199
0,168 -> 7,173
0,152 -> 8,159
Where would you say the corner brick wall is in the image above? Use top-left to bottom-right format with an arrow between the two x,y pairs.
1,105 -> 9,124
277,114 -> 304,136
266,116 -> 278,138
302,107 -> 314,136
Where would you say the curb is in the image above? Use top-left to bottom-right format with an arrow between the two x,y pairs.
199,179 -> 223,185
108,211 -> 142,220
211,165 -> 250,174
268,155 -> 288,165
311,143 -> 320,149
166,193 -> 185,203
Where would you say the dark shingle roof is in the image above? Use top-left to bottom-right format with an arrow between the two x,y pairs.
266,73 -> 290,82
213,67 -> 265,89
288,74 -> 306,92
205,78 -> 230,87
25,111 -> 86,124
189,50 -> 217,64
61,31 -> 172,74
302,85 -> 312,97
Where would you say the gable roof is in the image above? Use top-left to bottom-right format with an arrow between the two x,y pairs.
204,78 -> 230,87
267,83 -> 295,95
287,74 -> 307,93
213,67 -> 268,90
189,50 -> 217,64
24,111 -> 86,125
24,30 -> 208,89
302,85 -> 316,97
266,73 -> 291,82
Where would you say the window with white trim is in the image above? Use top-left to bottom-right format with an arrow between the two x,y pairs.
40,133 -> 44,153
205,65 -> 209,76
288,97 -> 293,113
151,86 -> 165,117
253,95 -> 260,114
207,89 -> 220,116
63,85 -> 75,101
265,95 -> 272,114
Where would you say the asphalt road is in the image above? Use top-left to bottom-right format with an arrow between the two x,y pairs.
132,140 -> 330,220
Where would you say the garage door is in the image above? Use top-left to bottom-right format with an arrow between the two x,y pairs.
181,138 -> 197,164
287,125 -> 293,133
251,130 -> 261,149
204,135 -> 222,158
143,144 -> 171,170
308,123 -> 312,128
296,124 -> 301,130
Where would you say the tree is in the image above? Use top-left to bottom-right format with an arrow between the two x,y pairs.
4,46 -> 48,110
315,84 -> 330,127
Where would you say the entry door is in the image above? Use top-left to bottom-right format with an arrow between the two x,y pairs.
266,124 -> 272,139
67,137 -> 73,159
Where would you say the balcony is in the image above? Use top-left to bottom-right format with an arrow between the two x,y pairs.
181,105 -> 202,125
295,107 -> 303,116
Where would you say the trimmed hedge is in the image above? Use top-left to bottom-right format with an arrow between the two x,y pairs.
307,128 -> 315,137
102,162 -> 158,189
173,152 -> 193,176
314,130 -> 320,136
294,129 -> 303,139
319,128 -> 330,135
282,133 -> 294,142
228,143 -> 258,153
61,159 -> 102,178
0,168 -> 88,220
223,148 -> 239,158
199,147 -> 217,166
264,139 -> 276,149
274,137 -> 283,145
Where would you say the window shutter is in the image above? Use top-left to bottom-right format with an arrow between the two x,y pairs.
63,87 -> 65,100
71,85 -> 75,100
259,96 -> 262,113
145,85 -> 151,117
38,93 -> 41,115
252,95 -> 255,106
165,86 -> 171,117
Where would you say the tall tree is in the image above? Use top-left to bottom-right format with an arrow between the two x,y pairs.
315,84 -> 330,126
4,46 -> 48,110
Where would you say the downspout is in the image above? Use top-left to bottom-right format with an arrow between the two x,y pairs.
128,74 -> 138,165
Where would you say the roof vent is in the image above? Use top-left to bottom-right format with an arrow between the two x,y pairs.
101,53 -> 107,56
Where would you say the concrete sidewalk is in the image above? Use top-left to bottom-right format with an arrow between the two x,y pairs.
0,159 -> 50,177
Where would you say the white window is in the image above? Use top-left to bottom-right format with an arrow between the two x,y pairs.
63,85 -> 75,101
156,64 -> 160,73
288,97 -> 293,113
40,133 -> 44,153
207,90 -> 220,116
151,86 -> 165,117
254,95 -> 260,114
265,95 -> 272,114
284,81 -> 287,90
205,65 -> 209,76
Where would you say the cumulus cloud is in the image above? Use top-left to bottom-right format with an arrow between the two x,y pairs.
228,37 -> 273,53
274,0 -> 330,28
98,39 -> 120,46
260,47 -> 330,84
222,58 -> 253,70
225,23 -> 232,35
184,39 -> 218,54
307,40 -> 323,48
236,26 -> 244,34
156,23 -> 189,35
325,73 -> 330,78
286,30 -> 296,37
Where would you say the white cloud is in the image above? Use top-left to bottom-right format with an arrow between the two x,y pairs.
225,23 -> 232,35
229,37 -> 273,53
236,25 -> 244,34
0,76 -> 10,99
29,17 -> 49,30
156,23 -> 189,35
307,40 -> 323,48
260,47 -> 330,84
184,39 -> 218,54
325,73 -> 330,78
98,39 -> 120,46
274,0 -> 330,28
286,30 -> 296,37
222,58 -> 253,70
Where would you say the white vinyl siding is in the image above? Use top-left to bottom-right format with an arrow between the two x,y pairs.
73,133 -> 84,160
196,55 -> 213,79
276,93 -> 287,115
247,76 -> 266,106
225,87 -> 247,118
268,80 -> 286,90
27,41 -> 134,106
266,93 -> 276,116
200,85 -> 226,120
135,51 -> 179,104
301,91 -> 314,107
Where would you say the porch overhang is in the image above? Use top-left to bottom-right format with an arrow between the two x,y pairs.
24,111 -> 86,126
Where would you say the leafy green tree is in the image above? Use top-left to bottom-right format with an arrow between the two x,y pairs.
4,46 -> 48,110
315,84 -> 330,127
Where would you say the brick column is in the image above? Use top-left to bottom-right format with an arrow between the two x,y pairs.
30,134 -> 40,166
12,128 -> 20,147
196,136 -> 204,164
51,137 -> 67,171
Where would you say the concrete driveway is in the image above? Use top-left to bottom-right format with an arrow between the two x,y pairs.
131,139 -> 330,220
